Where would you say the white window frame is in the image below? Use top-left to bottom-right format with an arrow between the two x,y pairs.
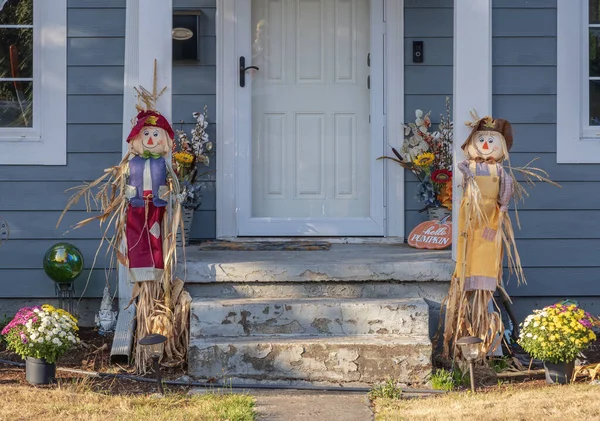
557,0 -> 600,163
0,0 -> 67,165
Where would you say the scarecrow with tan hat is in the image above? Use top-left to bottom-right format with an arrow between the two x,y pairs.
440,112 -> 558,361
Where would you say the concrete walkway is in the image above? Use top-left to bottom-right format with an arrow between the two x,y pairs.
253,390 -> 374,421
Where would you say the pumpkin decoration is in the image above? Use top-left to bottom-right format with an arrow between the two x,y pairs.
408,216 -> 452,250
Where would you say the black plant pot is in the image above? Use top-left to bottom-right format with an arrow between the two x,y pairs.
26,357 -> 56,385
543,360 -> 575,384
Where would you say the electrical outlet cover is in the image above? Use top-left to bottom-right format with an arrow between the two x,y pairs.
0,216 -> 8,247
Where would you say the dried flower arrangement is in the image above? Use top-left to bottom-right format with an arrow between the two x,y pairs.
378,97 -> 453,211
172,106 -> 214,210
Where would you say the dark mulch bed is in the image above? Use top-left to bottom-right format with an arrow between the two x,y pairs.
0,327 -> 193,395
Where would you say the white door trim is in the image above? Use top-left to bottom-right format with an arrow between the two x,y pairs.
216,0 -> 238,239
452,0 -> 492,260
216,0 -> 404,239
385,0 -> 405,241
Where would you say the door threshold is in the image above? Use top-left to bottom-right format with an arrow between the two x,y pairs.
216,237 -> 405,245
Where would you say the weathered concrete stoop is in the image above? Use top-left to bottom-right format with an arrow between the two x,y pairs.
184,244 -> 453,386
189,334 -> 432,385
189,297 -> 432,385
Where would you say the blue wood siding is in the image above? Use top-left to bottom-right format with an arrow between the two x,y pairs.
490,1 -> 600,302
1,0 -> 215,301
403,0 -> 453,230
405,1 -> 600,308
172,0 -> 217,240
0,0 -> 125,299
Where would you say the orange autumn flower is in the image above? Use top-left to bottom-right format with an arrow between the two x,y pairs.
438,183 -> 452,210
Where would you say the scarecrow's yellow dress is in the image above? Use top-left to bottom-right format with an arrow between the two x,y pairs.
442,158 -> 513,357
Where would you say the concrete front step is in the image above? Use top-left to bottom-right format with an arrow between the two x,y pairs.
191,297 -> 429,338
181,244 -> 453,284
188,335 -> 432,385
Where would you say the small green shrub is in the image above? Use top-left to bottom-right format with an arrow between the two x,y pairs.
368,378 -> 403,400
0,313 -> 11,344
429,369 -> 455,391
451,365 -> 471,388
489,356 -> 511,373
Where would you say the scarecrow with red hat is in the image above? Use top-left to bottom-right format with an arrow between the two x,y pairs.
58,66 -> 191,372
440,112 -> 558,361
124,110 -> 175,281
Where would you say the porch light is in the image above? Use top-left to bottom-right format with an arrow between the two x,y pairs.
172,27 -> 193,41
456,336 -> 483,393
139,333 -> 167,395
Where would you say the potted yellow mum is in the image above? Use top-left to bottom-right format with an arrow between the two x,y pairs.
518,302 -> 597,384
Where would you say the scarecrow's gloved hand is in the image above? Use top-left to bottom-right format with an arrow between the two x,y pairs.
458,160 -> 474,180
125,185 -> 144,207
499,205 -> 509,213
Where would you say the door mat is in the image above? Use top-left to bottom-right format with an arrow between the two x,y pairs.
198,240 -> 331,251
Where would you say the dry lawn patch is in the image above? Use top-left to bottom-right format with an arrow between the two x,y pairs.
0,384 -> 255,421
374,383 -> 600,421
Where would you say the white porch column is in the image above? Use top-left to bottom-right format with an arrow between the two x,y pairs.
452,0 -> 492,260
112,0 -> 173,360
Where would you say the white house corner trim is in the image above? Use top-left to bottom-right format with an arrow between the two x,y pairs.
385,0 -> 405,239
216,0 -> 238,239
114,0 -> 173,349
452,0 -> 492,261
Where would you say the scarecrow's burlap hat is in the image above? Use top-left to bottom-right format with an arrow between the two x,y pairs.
461,114 -> 513,151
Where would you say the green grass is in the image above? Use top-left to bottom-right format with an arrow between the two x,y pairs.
368,378 -> 403,400
373,383 -> 600,420
0,384 -> 256,421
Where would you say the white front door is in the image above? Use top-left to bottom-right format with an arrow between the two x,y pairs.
236,0 -> 384,236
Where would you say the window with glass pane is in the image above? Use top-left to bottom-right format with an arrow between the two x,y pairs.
590,1 -> 600,125
0,0 -> 33,128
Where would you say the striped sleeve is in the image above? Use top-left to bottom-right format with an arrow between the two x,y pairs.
498,164 -> 513,211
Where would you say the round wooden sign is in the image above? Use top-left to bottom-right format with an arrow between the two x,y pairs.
408,216 -> 452,250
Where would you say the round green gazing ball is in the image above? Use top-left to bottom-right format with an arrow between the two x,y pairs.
43,243 -> 84,284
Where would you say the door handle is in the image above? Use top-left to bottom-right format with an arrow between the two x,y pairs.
240,56 -> 259,87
